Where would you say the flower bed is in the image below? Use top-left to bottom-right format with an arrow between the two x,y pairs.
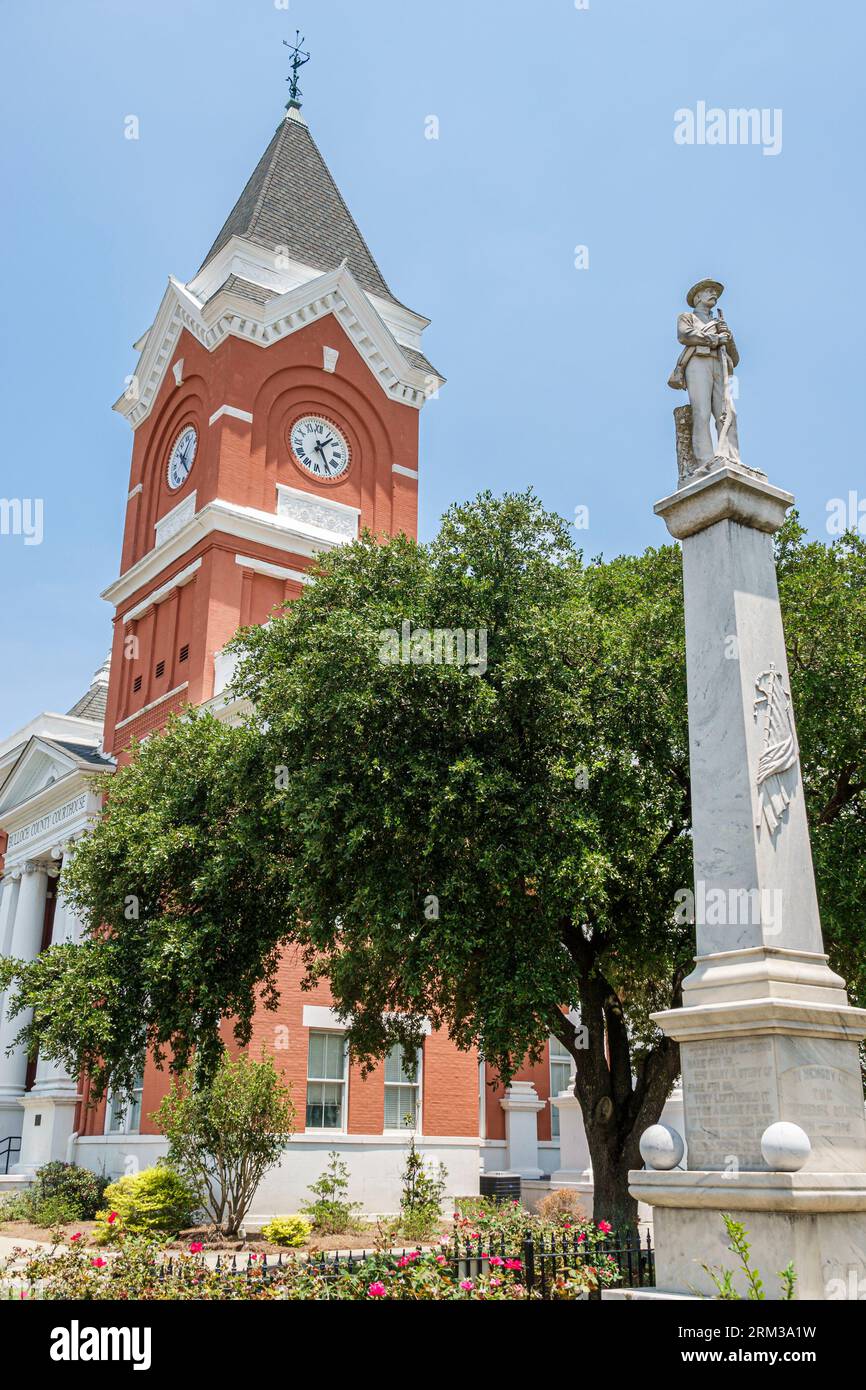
2,1234 -> 595,1301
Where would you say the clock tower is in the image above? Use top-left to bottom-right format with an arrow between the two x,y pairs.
80,69 -> 484,1196
101,91 -> 442,759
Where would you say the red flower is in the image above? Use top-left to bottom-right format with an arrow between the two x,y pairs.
577,1232 -> 586,1243
598,1220 -> 612,1235
504,1258 -> 522,1271
91,1258 -> 107,1268
107,1211 -> 118,1225
189,1241 -> 203,1254
368,1281 -> 386,1297
70,1232 -> 82,1243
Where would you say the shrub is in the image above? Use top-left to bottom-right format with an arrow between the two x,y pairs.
399,1132 -> 446,1242
261,1215 -> 312,1247
30,1162 -> 111,1222
536,1188 -> 587,1227
153,1052 -> 295,1237
94,1165 -> 196,1242
0,1163 -> 111,1228
0,1190 -> 34,1222
301,1152 -> 363,1234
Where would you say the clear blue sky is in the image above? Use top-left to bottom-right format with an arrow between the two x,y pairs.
0,0 -> 861,732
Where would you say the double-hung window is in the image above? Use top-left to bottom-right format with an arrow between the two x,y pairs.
105,1065 -> 145,1135
306,1031 -> 347,1130
549,1036 -> 574,1139
384,1043 -> 421,1131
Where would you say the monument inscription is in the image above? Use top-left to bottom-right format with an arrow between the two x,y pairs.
682,1037 -> 775,1169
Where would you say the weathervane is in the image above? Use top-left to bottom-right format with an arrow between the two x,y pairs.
283,30 -> 311,111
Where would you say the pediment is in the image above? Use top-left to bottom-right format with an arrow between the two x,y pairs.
0,737 -> 88,817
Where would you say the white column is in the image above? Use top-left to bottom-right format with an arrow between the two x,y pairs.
499,1081 -> 545,1179
17,858 -> 83,1170
550,1091 -> 593,1184
0,872 -> 21,958
0,862 -> 49,1102
32,870 -> 79,1097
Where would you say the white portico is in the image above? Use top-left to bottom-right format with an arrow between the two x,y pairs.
0,661 -> 114,1173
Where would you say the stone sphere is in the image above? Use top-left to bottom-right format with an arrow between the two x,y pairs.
639,1124 -> 685,1171
760,1121 -> 811,1172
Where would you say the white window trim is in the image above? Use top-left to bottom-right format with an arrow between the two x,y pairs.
548,1036 -> 574,1140
383,1042 -> 423,1138
305,1028 -> 349,1135
103,1077 -> 144,1136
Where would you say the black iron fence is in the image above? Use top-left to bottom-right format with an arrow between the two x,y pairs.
194,1226 -> 654,1300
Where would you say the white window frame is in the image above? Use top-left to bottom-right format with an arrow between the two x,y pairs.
383,1041 -> 423,1135
549,1036 -> 574,1139
104,1068 -> 144,1136
305,1029 -> 349,1133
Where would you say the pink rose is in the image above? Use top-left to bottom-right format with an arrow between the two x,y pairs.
397,1256 -> 410,1267
460,1279 -> 473,1291
436,1255 -> 447,1265
504,1258 -> 522,1271
489,1256 -> 503,1266
368,1281 -> 386,1297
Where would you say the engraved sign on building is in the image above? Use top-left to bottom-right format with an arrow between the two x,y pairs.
7,793 -> 89,850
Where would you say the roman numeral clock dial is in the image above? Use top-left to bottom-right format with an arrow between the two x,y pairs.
289,416 -> 350,480
167,425 -> 197,490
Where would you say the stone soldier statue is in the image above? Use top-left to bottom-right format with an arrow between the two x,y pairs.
669,278 -> 740,470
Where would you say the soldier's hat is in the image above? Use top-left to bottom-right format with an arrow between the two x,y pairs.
686,278 -> 724,307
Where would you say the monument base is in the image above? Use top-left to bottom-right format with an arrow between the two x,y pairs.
630,1168 -> 866,1300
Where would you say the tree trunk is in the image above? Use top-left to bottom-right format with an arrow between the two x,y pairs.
552,944 -> 685,1230
584,1125 -> 640,1230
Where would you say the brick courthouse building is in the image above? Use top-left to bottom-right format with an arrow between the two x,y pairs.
0,90 -> 644,1218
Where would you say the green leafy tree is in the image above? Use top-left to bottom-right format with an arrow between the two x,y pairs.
1,494 -> 862,1226
152,1053 -> 294,1237
776,517 -> 866,1006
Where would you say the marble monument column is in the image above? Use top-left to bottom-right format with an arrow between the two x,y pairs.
629,463 -> 866,1299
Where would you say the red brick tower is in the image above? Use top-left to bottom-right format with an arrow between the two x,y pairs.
85,93 -> 483,1209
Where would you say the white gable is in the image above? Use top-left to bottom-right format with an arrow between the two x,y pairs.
0,739 -> 86,818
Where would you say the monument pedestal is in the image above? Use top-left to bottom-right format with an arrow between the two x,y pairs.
632,466 -> 866,1300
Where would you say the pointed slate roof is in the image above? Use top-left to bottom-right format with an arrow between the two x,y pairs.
199,113 -> 399,305
66,654 -> 111,723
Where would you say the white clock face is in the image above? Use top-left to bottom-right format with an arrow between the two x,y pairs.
167,426 -> 197,490
290,416 -> 350,480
